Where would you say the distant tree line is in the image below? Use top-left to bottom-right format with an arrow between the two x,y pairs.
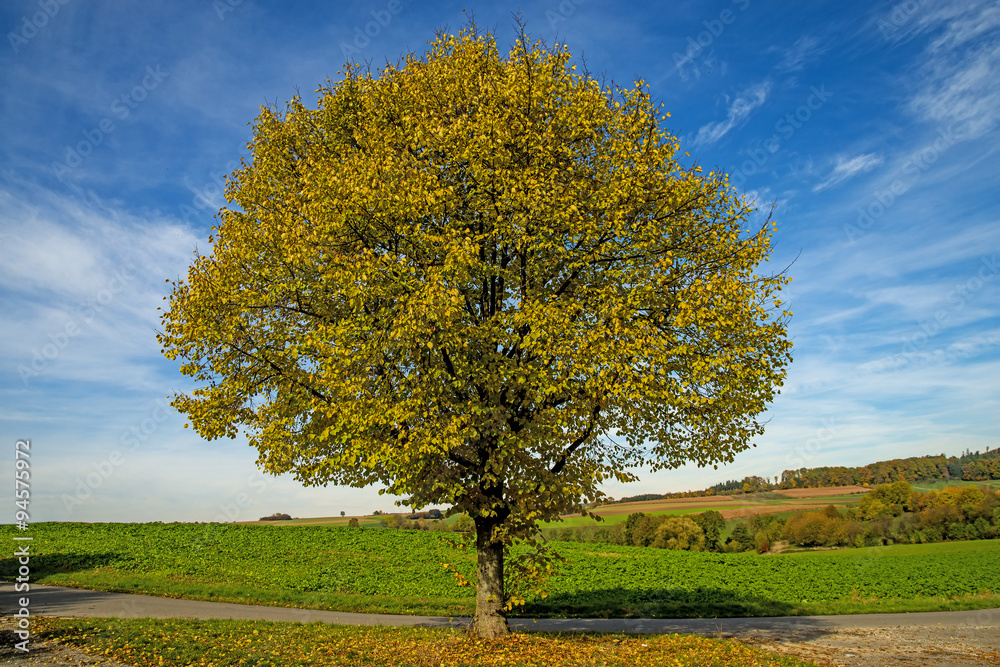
556,482 -> 1000,552
781,481 -> 1000,548
780,448 -> 1000,489
544,511 -> 736,552
608,448 -> 1000,503
376,509 -> 469,533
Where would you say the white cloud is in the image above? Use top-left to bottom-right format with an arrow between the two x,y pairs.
774,35 -> 824,72
693,81 -> 771,146
812,153 -> 884,191
0,182 -> 201,389
909,1 -> 1000,138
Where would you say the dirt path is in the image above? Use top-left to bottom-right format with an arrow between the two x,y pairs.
730,623 -> 1000,666
0,620 -> 130,666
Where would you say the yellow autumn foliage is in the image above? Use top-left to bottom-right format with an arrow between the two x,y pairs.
158,21 -> 792,630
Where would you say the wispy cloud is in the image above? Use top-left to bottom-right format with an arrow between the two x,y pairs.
693,81 -> 771,146
909,1 -> 1000,138
774,35 -> 824,72
0,181 -> 200,389
812,153 -> 884,191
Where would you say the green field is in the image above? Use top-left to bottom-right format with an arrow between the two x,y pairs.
254,486 -> 873,534
778,538 -> 1000,557
911,479 -> 1000,492
538,488 -> 870,538
3,523 -> 998,620
545,506 -> 742,529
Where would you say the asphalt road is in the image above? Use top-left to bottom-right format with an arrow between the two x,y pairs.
3,581 -> 997,635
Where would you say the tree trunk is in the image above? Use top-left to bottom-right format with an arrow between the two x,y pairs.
471,517 -> 510,638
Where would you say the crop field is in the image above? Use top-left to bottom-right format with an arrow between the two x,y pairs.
771,486 -> 870,498
244,486 -> 874,532
2,523 -> 997,620
541,486 -> 870,531
911,479 -> 1000,492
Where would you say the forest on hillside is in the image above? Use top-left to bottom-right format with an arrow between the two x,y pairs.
613,448 -> 1000,504
559,481 -> 1000,553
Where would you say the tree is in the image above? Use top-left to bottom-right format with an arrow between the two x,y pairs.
857,480 -> 912,520
453,513 -> 475,534
690,510 -> 724,551
727,521 -> 754,551
622,512 -> 646,547
340,511 -> 346,517
652,516 -> 705,550
157,21 -> 792,638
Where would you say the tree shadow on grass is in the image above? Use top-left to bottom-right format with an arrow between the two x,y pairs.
515,586 -> 799,619
0,552 -> 131,579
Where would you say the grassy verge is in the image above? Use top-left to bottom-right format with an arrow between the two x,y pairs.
30,617 -> 821,667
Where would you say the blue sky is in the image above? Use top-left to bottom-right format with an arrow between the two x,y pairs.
2,0 -> 998,523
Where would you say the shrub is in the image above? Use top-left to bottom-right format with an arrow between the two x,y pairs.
783,512 -> 837,546
631,515 -> 667,547
452,513 -> 475,534
651,517 -> 705,551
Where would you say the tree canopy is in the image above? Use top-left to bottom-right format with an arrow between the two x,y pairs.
158,21 -> 792,637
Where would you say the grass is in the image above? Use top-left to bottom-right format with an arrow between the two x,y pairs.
256,487 -> 873,533
545,506 -> 744,530
778,538 -> 1000,557
4,523 -> 999,621
40,569 -> 474,616
911,479 -> 1000,492
28,617 -> 822,667
544,489 -> 870,532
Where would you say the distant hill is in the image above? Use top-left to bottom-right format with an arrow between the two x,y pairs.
778,448 -> 1000,489
610,447 -> 1000,504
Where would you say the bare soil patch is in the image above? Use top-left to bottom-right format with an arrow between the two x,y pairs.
774,486 -> 870,499
590,497 -> 737,517
719,503 -> 848,520
728,623 -> 1000,666
0,619 -> 129,666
